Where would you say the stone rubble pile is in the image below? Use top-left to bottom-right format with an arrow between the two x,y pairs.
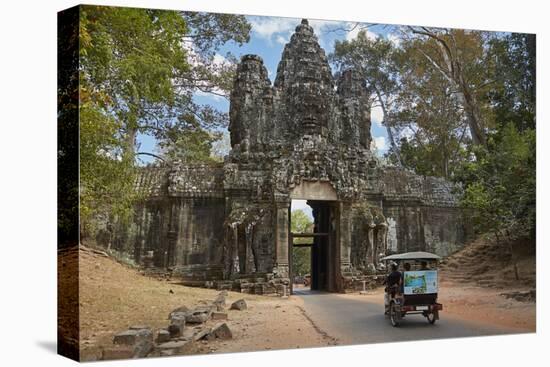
105,291 -> 247,359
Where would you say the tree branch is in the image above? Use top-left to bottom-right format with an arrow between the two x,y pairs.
136,152 -> 166,163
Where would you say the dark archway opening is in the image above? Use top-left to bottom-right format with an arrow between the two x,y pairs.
290,200 -> 340,294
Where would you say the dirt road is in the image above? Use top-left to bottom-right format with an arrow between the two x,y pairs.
294,287 -> 534,346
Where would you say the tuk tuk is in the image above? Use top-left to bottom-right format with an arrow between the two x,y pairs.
380,251 -> 443,327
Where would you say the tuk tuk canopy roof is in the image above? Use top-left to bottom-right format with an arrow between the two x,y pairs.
380,251 -> 441,261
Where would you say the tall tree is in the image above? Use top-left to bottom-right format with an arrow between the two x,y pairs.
405,27 -> 492,147
79,6 -> 250,159
456,32 -> 536,243
78,5 -> 251,236
387,38 -> 469,178
458,124 -> 535,241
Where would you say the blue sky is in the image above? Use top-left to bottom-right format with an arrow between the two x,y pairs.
137,15 -> 397,164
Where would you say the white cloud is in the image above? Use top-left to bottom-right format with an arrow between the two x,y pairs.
248,16 -> 296,43
275,35 -> 288,45
248,16 -> 344,49
371,105 -> 384,126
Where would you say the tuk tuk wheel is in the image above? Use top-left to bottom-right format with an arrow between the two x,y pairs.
427,311 -> 438,324
390,302 -> 400,327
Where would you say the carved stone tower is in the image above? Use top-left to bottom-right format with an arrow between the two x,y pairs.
125,19 -> 471,295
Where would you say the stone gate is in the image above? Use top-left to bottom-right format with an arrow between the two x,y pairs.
113,19 -> 472,294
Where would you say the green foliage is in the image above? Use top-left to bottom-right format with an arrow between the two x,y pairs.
160,126 -> 222,163
383,31 -> 497,177
79,102 -> 138,237
458,124 -> 535,238
387,41 -> 469,178
291,209 -> 313,233
456,33 -> 536,240
292,247 -> 311,277
77,5 -> 251,238
331,31 -> 398,97
485,33 -> 536,132
398,137 -> 467,178
291,209 -> 314,276
80,6 -> 191,130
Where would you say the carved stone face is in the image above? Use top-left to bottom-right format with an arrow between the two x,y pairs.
272,21 -> 333,138
290,79 -> 330,135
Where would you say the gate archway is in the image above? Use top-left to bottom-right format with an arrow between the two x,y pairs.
289,181 -> 342,294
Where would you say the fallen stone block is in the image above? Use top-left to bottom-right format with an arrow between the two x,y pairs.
192,327 -> 212,341
212,311 -> 228,320
230,299 -> 247,311
207,323 -> 232,340
169,312 -> 187,337
168,324 -> 181,338
133,330 -> 154,358
181,327 -> 198,340
110,328 -> 153,359
113,329 -> 140,346
197,302 -> 217,312
156,340 -> 194,355
185,307 -> 212,324
168,306 -> 189,319
213,292 -> 227,311
156,329 -> 171,343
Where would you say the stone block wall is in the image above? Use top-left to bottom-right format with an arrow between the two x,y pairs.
102,19 -> 473,290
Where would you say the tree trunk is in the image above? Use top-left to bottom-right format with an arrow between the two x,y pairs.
505,230 -> 520,281
409,27 -> 487,148
125,127 -> 138,160
458,76 -> 487,146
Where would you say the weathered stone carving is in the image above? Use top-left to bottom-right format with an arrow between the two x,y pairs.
223,203 -> 269,278
352,204 -> 389,271
106,19 -> 472,292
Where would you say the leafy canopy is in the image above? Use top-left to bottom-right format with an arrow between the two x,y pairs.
78,5 -> 251,237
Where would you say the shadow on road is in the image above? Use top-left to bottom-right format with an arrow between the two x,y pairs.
292,287 -> 333,296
